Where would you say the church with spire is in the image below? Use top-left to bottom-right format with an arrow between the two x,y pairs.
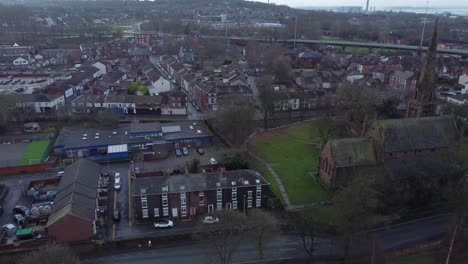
406,19 -> 439,118
317,19 -> 463,190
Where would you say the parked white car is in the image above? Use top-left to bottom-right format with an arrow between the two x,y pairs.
154,219 -> 174,229
210,158 -> 217,165
203,216 -> 219,224
114,177 -> 121,191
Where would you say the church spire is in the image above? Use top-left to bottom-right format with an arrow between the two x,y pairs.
406,18 -> 438,118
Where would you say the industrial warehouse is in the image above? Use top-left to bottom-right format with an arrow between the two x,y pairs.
52,121 -> 214,162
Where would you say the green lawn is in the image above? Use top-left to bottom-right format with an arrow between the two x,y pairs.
392,254 -> 439,264
254,121 -> 330,206
19,140 -> 50,165
253,160 -> 284,205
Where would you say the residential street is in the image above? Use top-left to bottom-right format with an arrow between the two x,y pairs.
82,233 -> 332,264
84,214 -> 453,264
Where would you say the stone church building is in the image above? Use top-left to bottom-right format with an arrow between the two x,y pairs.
318,20 -> 463,190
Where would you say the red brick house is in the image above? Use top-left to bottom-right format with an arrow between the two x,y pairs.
318,116 -> 460,190
389,71 -> 417,90
132,170 -> 270,223
190,81 -> 218,111
134,31 -> 158,47
47,159 -> 101,243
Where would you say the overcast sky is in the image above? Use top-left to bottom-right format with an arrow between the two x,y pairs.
255,0 -> 468,8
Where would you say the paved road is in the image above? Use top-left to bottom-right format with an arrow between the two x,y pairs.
84,214 -> 454,264
82,234 -> 331,264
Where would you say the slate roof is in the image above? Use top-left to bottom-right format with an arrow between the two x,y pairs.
393,71 -> 415,80
329,137 -> 378,168
47,159 -> 100,227
368,116 -> 459,153
133,170 -> 269,195
384,152 -> 460,179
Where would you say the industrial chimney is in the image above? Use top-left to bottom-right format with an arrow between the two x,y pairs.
366,0 -> 370,13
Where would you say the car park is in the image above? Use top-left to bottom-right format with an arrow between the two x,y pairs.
182,147 -> 189,156
202,216 -> 219,224
176,148 -> 182,157
196,147 -> 204,155
154,219 -> 174,229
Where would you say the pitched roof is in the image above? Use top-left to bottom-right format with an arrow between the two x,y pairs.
47,159 -> 100,227
368,116 -> 459,153
329,137 -> 378,168
133,170 -> 269,195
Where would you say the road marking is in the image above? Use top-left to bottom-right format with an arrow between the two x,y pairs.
127,169 -> 132,227
113,190 -> 117,211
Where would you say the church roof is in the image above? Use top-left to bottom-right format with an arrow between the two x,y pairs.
368,116 -> 459,153
329,137 -> 378,168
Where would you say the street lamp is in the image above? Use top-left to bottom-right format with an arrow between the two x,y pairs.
243,194 -> 246,215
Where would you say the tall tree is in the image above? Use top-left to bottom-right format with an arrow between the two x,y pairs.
257,76 -> 275,129
247,209 -> 278,261
194,210 -> 248,264
213,96 -> 255,146
333,175 -> 387,262
335,82 -> 379,132
295,206 -> 319,257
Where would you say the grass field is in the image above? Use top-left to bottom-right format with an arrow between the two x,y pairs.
254,121 -> 330,206
19,140 -> 51,165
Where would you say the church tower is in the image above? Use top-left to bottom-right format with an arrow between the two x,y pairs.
406,19 -> 438,118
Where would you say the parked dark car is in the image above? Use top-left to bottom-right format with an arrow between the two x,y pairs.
12,205 -> 30,216
196,147 -> 205,155
175,148 -> 182,157
113,210 -> 121,221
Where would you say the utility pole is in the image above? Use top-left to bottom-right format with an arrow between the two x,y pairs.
294,15 -> 298,49
420,0 -> 430,47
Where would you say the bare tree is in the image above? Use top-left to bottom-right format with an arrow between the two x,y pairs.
335,82 -> 379,133
247,209 -> 278,261
18,244 -> 80,264
213,96 -> 255,145
194,210 -> 248,264
295,206 -> 318,257
257,76 -> 275,129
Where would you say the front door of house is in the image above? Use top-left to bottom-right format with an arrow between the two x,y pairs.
172,208 -> 178,218
208,204 -> 214,214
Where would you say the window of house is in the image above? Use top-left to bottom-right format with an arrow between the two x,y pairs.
199,192 -> 204,205
217,193 -> 222,200
142,209 -> 149,218
233,201 -> 238,209
256,198 -> 261,207
232,191 -> 237,200
217,202 -> 222,210
163,207 -> 169,216
181,206 -> 187,215
154,208 -> 160,217
247,191 -> 253,199
141,200 -> 148,208
256,190 -> 261,197
181,197 -> 186,205
247,200 -> 252,208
